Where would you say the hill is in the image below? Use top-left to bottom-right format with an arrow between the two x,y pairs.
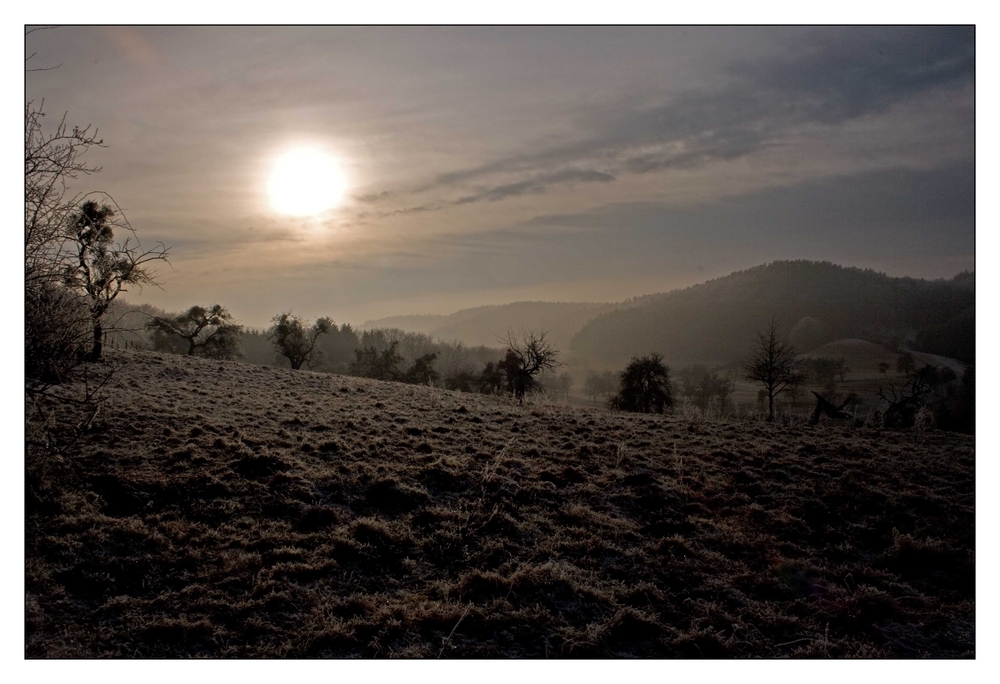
362,301 -> 615,353
569,262 -> 974,368
26,351 -> 974,657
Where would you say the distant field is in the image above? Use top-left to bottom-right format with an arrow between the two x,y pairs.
26,351 -> 974,657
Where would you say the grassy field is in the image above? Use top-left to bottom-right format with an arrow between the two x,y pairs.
25,351 -> 974,658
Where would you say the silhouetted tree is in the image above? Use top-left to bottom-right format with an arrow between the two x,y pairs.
555,371 -> 574,401
743,319 -> 804,422
609,353 -> 673,414
878,369 -> 937,429
496,330 -> 561,404
350,342 -> 403,381
834,357 -> 848,382
877,361 -> 891,377
677,365 -> 734,412
597,370 -> 619,400
537,369 -> 573,401
269,312 -> 332,370
583,370 -> 602,402
146,305 -> 242,359
720,372 -> 738,410
403,352 -> 440,386
61,200 -> 168,361
807,357 -> 840,395
896,352 -> 916,376
478,361 -> 506,395
313,322 -> 361,373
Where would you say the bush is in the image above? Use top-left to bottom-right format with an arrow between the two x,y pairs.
609,353 -> 673,414
402,353 -> 440,386
25,282 -> 90,393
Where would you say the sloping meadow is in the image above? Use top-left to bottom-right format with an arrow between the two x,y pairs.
26,352 -> 974,657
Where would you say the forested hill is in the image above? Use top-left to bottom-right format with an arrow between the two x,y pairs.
569,261 -> 974,368
362,301 -> 615,352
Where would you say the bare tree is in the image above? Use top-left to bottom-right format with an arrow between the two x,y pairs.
497,330 -> 561,404
146,305 -> 242,359
743,319 -> 805,422
876,364 -> 942,428
270,312 -> 333,370
62,200 -> 169,361
25,98 -> 109,389
26,82 -> 169,368
25,99 -> 105,289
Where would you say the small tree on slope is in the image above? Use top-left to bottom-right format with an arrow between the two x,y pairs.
146,305 -> 242,359
62,200 -> 168,361
497,330 -> 561,405
743,319 -> 804,422
610,353 -> 673,414
269,312 -> 332,370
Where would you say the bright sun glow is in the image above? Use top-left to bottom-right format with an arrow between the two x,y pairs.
268,147 -> 347,217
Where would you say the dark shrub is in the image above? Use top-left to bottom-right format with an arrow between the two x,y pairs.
609,353 -> 673,414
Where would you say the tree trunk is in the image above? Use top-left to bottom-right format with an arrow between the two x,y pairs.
88,319 -> 103,362
188,338 -> 198,355
767,391 -> 774,422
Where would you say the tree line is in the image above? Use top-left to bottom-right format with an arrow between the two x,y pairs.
126,305 -> 576,402
111,300 -> 975,432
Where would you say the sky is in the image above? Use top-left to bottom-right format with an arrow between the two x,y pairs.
24,25 -> 975,328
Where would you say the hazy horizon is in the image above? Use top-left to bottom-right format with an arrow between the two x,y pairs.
26,26 -> 974,329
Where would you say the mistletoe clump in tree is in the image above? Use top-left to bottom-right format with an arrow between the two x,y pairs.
63,200 -> 169,362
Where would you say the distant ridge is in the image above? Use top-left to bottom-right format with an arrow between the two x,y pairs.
569,261 -> 973,367
362,301 -> 616,352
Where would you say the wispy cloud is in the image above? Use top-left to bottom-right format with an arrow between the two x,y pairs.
453,168 -> 616,205
420,27 -> 974,193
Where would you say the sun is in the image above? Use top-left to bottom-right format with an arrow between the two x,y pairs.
268,147 -> 348,217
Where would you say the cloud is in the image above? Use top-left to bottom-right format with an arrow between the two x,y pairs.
484,181 -> 545,202
423,27 -> 974,190
449,168 -> 616,205
367,161 -> 974,296
354,191 -> 392,203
